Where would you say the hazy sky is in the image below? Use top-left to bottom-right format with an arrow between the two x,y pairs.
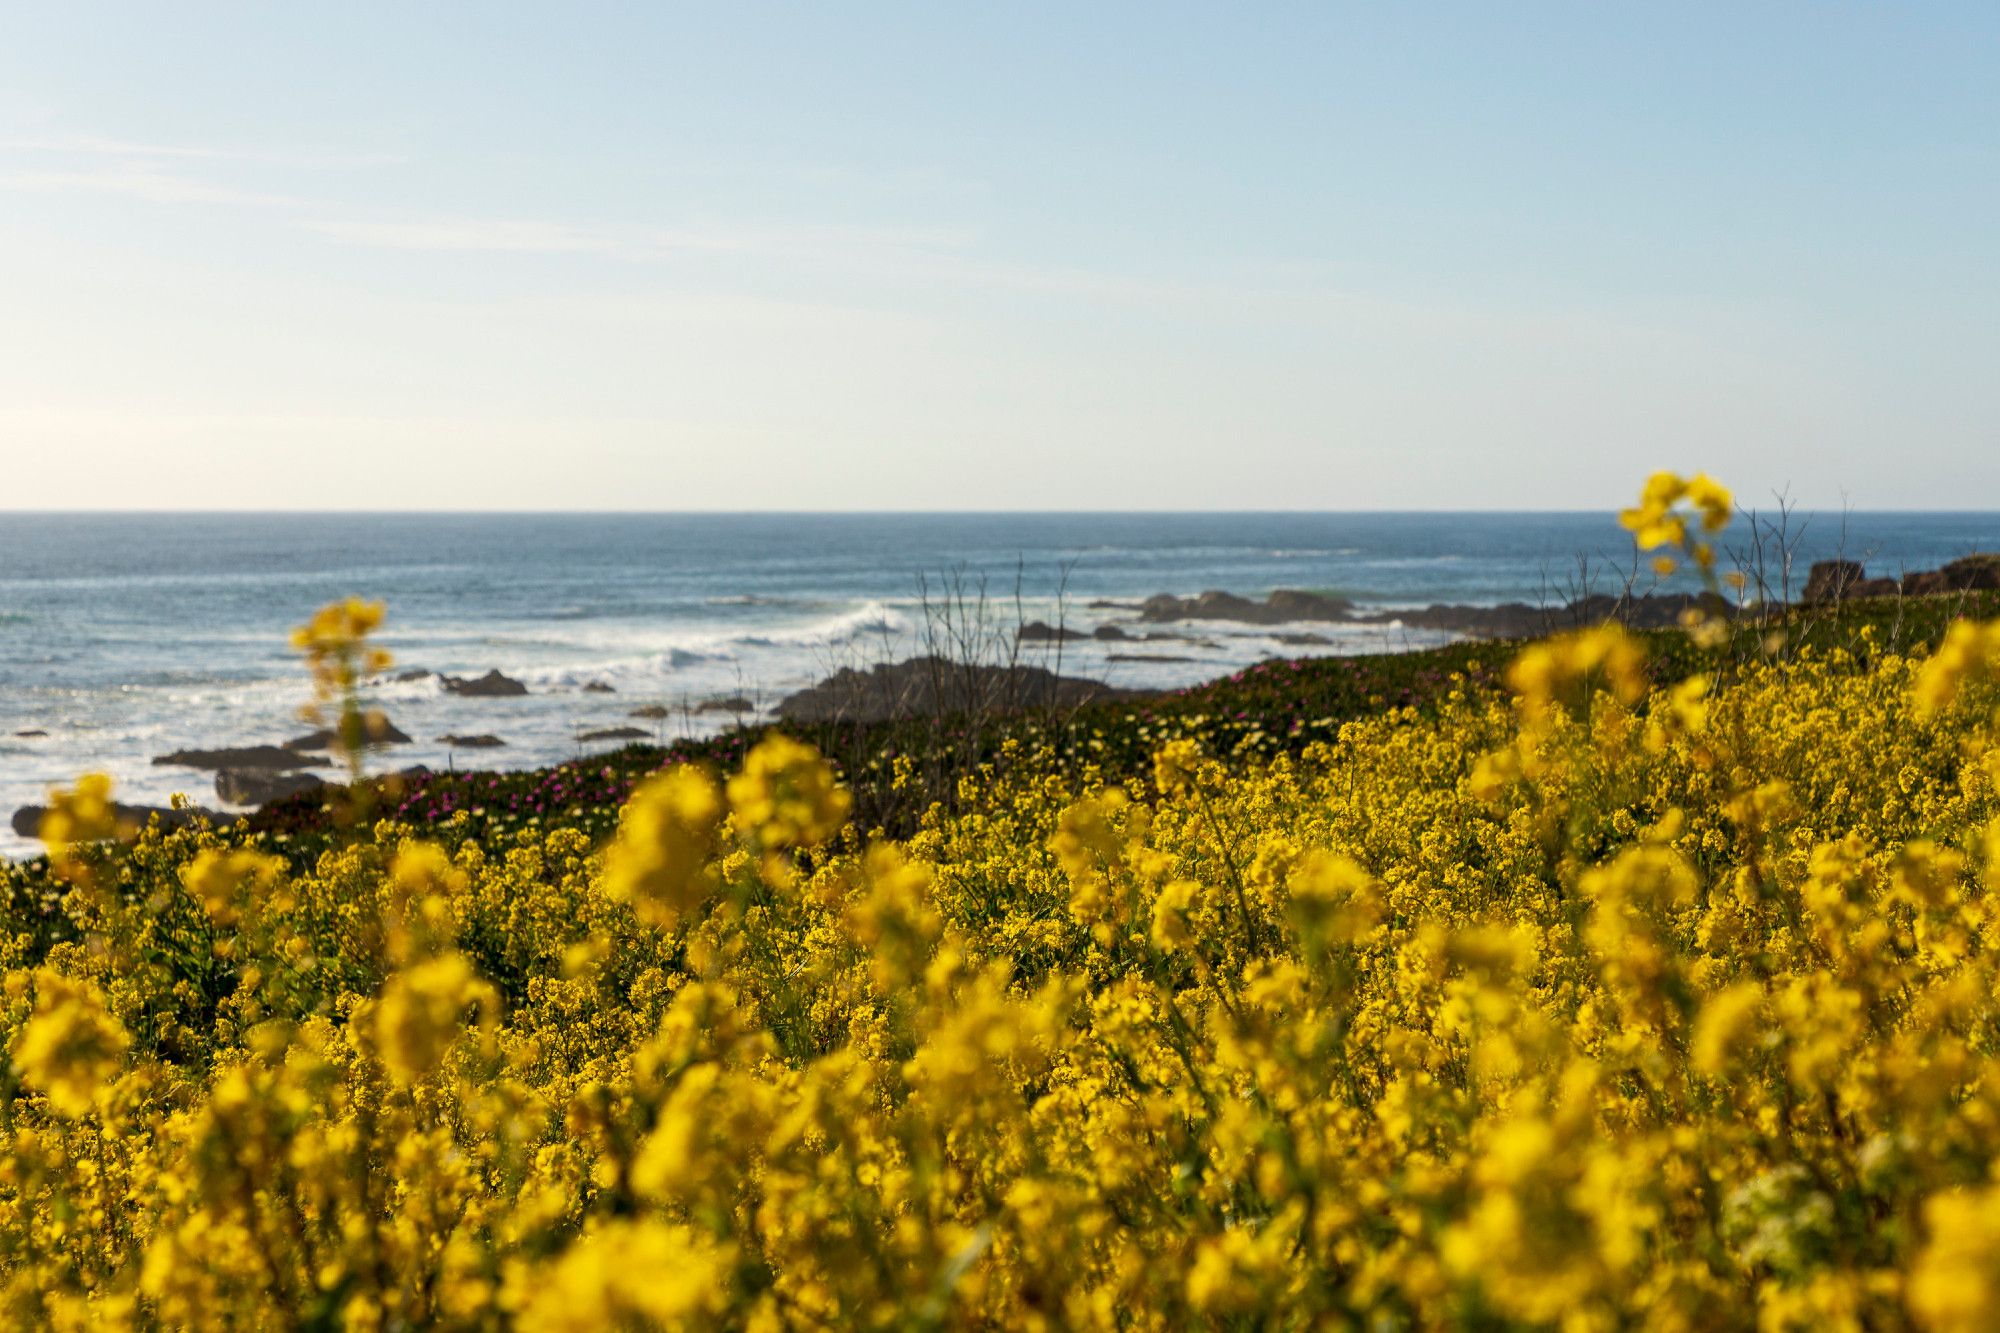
2,5 -> 1996,510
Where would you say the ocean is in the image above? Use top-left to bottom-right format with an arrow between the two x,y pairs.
3,509 -> 1997,856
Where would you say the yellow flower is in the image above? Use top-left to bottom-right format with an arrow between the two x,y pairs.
1912,620 -> 2000,716
1152,738 -> 1203,794
37,773 -> 133,878
1506,623 -> 1648,731
290,596 -> 393,768
603,766 -> 723,929
1149,879 -> 1196,951
367,952 -> 494,1085
513,1220 -> 737,1332
1619,470 -> 1732,577
10,971 -> 130,1118
1910,1185 -> 2000,1333
182,848 -> 284,926
726,735 -> 850,850
1691,981 -> 1764,1077
1286,850 -> 1381,948
1684,472 -> 1733,532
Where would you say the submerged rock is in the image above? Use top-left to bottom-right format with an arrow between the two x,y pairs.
438,733 -> 506,748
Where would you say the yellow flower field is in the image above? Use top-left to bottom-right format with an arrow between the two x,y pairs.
6,479 -> 2000,1330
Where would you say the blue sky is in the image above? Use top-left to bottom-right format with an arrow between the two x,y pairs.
2,5 -> 1996,509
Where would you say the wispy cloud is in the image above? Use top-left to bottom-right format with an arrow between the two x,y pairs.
0,129 -> 1317,316
301,218 -> 627,254
0,165 -> 306,208
0,132 -> 401,168
302,216 -> 978,260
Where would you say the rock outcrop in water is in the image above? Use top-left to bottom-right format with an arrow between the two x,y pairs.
1137,590 -> 1357,624
154,745 -> 328,771
580,726 -> 649,743
442,670 -> 529,697
1016,622 -> 1217,647
282,718 -> 413,750
1122,588 -> 1725,639
1352,592 -> 1733,639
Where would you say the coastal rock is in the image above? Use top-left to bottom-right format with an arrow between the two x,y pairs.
1091,625 -> 1131,641
215,769 -> 325,806
214,769 -> 324,807
1274,632 -> 1333,646
154,745 -> 328,772
583,681 -> 616,693
283,716 -> 413,750
1016,621 -> 1087,643
441,670 -> 529,697
1139,589 -> 1355,624
1802,555 -> 2000,603
628,704 -> 673,720
1108,653 -> 1196,664
1902,554 -> 2000,597
776,656 -> 1141,725
438,733 -> 506,748
1353,592 -> 1734,638
14,729 -> 48,738
394,668 -> 434,682
12,801 -> 225,839
693,697 -> 754,714
580,726 -> 650,743
1265,589 -> 1360,620
1802,560 -> 1868,603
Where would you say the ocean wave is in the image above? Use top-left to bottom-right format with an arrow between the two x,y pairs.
495,601 -> 917,691
740,600 -> 912,648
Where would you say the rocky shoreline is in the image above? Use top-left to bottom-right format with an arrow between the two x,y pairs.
13,551 -> 1996,843
1060,550 -> 2000,643
1057,586 -> 1729,642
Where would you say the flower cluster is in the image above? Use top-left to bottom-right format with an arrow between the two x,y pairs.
1621,469 -> 1734,575
4,482 -> 2000,1330
290,596 -> 396,776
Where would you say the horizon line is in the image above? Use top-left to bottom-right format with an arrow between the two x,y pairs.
6,506 -> 2000,519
